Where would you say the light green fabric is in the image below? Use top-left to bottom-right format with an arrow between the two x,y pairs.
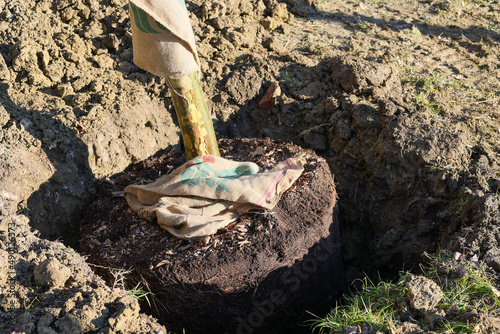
124,155 -> 305,239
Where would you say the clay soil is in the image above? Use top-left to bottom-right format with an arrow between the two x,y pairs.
1,0 -> 500,333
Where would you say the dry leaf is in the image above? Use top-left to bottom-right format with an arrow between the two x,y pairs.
251,146 -> 266,156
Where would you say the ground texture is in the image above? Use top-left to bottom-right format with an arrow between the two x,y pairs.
0,0 -> 499,333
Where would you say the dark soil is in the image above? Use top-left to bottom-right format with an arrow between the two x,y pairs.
80,138 -> 343,334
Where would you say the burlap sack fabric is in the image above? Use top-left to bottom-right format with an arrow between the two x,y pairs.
129,0 -> 200,78
127,1 -> 305,239
124,156 -> 305,239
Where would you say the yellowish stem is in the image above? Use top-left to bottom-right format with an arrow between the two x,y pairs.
167,73 -> 220,160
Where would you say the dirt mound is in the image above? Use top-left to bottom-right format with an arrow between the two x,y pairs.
0,0 -> 180,242
0,196 -> 166,333
80,138 -> 343,333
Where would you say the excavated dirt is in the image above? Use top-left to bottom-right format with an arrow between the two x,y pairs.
1,0 -> 500,332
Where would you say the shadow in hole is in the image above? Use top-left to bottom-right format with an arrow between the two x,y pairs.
214,48 -> 455,285
0,82 -> 95,248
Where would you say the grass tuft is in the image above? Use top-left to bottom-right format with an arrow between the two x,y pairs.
309,250 -> 500,334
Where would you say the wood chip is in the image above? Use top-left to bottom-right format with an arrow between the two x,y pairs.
235,226 -> 248,233
238,240 -> 251,246
177,244 -> 192,252
95,225 -> 107,233
155,259 -> 169,268
235,235 -> 245,240
201,244 -> 212,251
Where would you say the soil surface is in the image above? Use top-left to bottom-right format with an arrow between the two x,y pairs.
0,0 -> 499,333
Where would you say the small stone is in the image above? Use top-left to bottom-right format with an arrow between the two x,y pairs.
20,118 -> 32,131
55,83 -> 74,97
406,275 -> 443,314
56,314 -> 81,334
38,313 -> 55,327
102,33 -> 120,51
263,36 -> 284,52
424,309 -> 445,330
343,325 -> 360,334
0,52 -> 10,81
71,77 -> 89,92
118,61 -> 138,73
128,72 -> 149,83
260,18 -> 279,31
34,258 -> 71,288
398,321 -> 424,334
95,54 -> 114,69
16,313 -> 36,334
0,104 -> 10,127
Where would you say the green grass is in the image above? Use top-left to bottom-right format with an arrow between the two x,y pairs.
309,275 -> 408,333
309,250 -> 500,334
422,251 -> 500,314
128,282 -> 154,307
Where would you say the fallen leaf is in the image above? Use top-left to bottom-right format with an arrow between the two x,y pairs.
258,82 -> 281,108
251,146 -> 266,156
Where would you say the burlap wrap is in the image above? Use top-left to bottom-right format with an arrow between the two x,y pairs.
124,155 -> 305,239
129,0 -> 200,78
